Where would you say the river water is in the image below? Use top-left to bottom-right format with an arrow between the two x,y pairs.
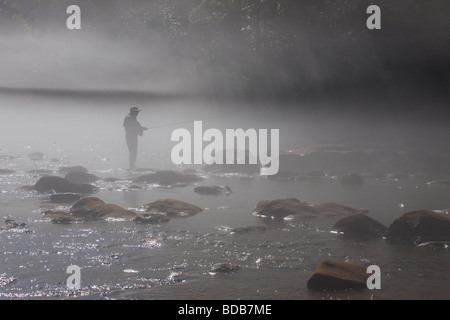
0,97 -> 449,300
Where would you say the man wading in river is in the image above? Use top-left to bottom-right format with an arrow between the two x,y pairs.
123,106 -> 147,169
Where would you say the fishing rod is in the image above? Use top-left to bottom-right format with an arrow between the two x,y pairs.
144,117 -> 217,130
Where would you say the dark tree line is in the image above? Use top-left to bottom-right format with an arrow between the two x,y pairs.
1,0 -> 449,99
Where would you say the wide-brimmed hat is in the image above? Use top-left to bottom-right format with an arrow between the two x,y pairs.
130,106 -> 141,113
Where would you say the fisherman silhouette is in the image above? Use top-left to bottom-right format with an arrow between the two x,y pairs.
123,106 -> 147,169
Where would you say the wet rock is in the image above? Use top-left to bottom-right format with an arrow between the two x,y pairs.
209,263 -> 240,273
232,226 -> 266,234
218,225 -> 267,234
194,185 -> 232,195
134,213 -> 171,224
31,176 -> 97,194
143,199 -> 203,218
307,259 -> 369,291
65,171 -> 99,184
58,166 -> 89,174
0,169 -> 15,174
253,199 -> 367,219
385,210 -> 450,245
49,193 -> 81,203
340,173 -> 364,186
28,152 -> 45,161
70,197 -> 137,221
426,179 -> 450,187
134,170 -> 203,185
253,199 -> 318,219
1,219 -> 31,233
331,214 -> 387,239
43,211 -> 87,224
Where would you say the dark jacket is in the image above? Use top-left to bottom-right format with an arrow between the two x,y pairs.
123,114 -> 144,136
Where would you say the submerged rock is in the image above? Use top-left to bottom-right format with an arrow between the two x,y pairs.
134,213 -> 172,224
253,199 -> 368,219
209,263 -> 240,273
65,171 -> 99,184
218,225 -> 267,234
307,259 -> 369,291
1,219 -> 31,233
332,214 -> 387,239
194,185 -> 232,195
49,193 -> 81,203
134,170 -> 203,185
31,176 -> 97,194
385,210 -> 450,245
70,197 -> 137,221
340,173 -> 364,186
44,211 -> 87,224
58,166 -> 89,174
143,199 -> 203,217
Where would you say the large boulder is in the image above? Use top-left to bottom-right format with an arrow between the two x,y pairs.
384,210 -> 450,244
134,170 -> 203,185
65,171 -> 99,184
70,197 -> 137,220
332,214 -> 387,239
143,199 -> 203,218
31,176 -> 97,194
194,185 -> 231,195
253,199 -> 368,219
253,199 -> 318,219
307,259 -> 369,291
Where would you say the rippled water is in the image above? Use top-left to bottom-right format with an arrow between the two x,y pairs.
1,156 -> 449,300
